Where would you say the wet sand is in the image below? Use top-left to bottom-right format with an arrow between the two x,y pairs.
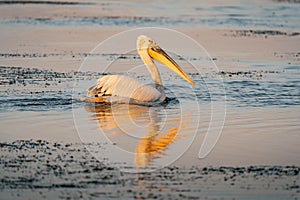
1,1 -> 300,199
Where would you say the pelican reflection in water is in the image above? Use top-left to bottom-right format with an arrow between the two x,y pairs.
85,104 -> 190,168
85,35 -> 193,167
86,35 -> 194,105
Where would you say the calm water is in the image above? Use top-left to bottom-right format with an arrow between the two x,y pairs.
0,61 -> 299,112
0,0 -> 299,170
0,0 -> 299,30
1,60 -> 299,169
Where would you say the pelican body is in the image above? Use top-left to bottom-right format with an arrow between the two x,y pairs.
87,35 -> 194,104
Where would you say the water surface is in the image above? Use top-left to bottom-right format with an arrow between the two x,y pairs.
0,0 -> 299,170
0,0 -> 299,30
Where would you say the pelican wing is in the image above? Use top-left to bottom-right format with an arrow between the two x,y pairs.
87,75 -> 162,103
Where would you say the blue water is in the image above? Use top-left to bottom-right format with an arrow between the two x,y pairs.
0,1 -> 299,111
0,64 -> 299,112
0,0 -> 299,30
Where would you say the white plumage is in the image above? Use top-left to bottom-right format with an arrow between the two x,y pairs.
88,75 -> 161,103
86,35 -> 194,104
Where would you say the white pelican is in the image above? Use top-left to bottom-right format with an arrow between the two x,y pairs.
87,35 -> 195,104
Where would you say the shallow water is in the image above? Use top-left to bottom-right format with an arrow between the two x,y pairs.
0,1 -> 300,198
0,0 -> 299,30
1,61 -> 299,169
1,61 -> 299,111
1,140 -> 299,199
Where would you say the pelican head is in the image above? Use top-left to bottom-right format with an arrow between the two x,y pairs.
137,35 -> 195,85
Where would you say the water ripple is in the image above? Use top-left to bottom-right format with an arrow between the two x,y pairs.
0,66 -> 299,111
0,1 -> 299,29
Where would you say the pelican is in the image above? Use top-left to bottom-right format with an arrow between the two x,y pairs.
87,35 -> 195,104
